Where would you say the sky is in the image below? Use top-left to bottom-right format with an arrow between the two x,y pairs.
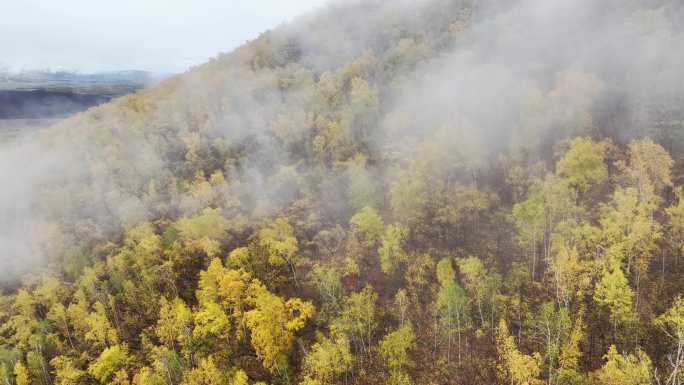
0,0 -> 331,74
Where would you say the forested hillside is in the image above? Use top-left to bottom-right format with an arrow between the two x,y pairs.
2,0 -> 684,384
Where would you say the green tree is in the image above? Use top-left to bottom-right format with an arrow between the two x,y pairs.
333,285 -> 378,358
593,263 -> 636,333
150,347 -> 183,385
435,257 -> 470,363
512,190 -> 545,281
457,256 -> 499,330
436,257 -> 455,286
556,137 -> 608,193
379,323 -> 416,385
378,224 -> 408,274
27,350 -> 50,385
393,289 -> 410,326
308,264 -> 344,322
349,207 -> 384,249
175,208 -> 230,241
345,156 -> 380,211
528,302 -> 571,383
600,187 -> 661,282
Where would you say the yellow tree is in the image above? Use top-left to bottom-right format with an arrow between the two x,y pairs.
666,188 -> 684,273
623,139 -> 673,208
230,370 -> 250,385
556,311 -> 586,385
84,301 -> 120,351
180,358 -> 226,385
51,355 -> 87,385
555,137 -> 609,194
192,301 -> 231,359
14,362 -> 29,385
66,290 -> 91,346
88,345 -> 131,384
600,187 -> 661,281
111,223 -> 164,271
514,167 -> 580,283
654,296 -> 684,385
155,297 -> 193,357
132,367 -> 164,385
495,319 -> 544,385
8,290 -> 38,351
197,258 -> 252,341
258,218 -> 301,286
47,302 -> 76,351
301,333 -> 353,385
592,345 -> 652,385
549,243 -> 591,309
245,281 -> 315,374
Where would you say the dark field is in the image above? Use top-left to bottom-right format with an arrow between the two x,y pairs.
0,70 -> 153,133
0,89 -> 113,119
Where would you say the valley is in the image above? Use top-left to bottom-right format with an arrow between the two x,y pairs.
0,70 -> 157,139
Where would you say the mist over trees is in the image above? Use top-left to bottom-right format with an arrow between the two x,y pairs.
1,0 -> 684,384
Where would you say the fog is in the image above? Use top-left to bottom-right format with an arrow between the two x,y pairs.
382,0 -> 684,158
1,0 -> 683,283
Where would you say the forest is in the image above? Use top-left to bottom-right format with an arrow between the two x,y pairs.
1,0 -> 684,384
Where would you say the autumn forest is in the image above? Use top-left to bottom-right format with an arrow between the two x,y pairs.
2,1 -> 684,385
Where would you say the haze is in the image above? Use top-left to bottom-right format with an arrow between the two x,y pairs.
0,0 -> 330,73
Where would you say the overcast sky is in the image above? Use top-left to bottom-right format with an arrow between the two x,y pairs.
0,0 -> 330,74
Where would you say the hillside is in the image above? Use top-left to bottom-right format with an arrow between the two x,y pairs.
1,0 -> 684,384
